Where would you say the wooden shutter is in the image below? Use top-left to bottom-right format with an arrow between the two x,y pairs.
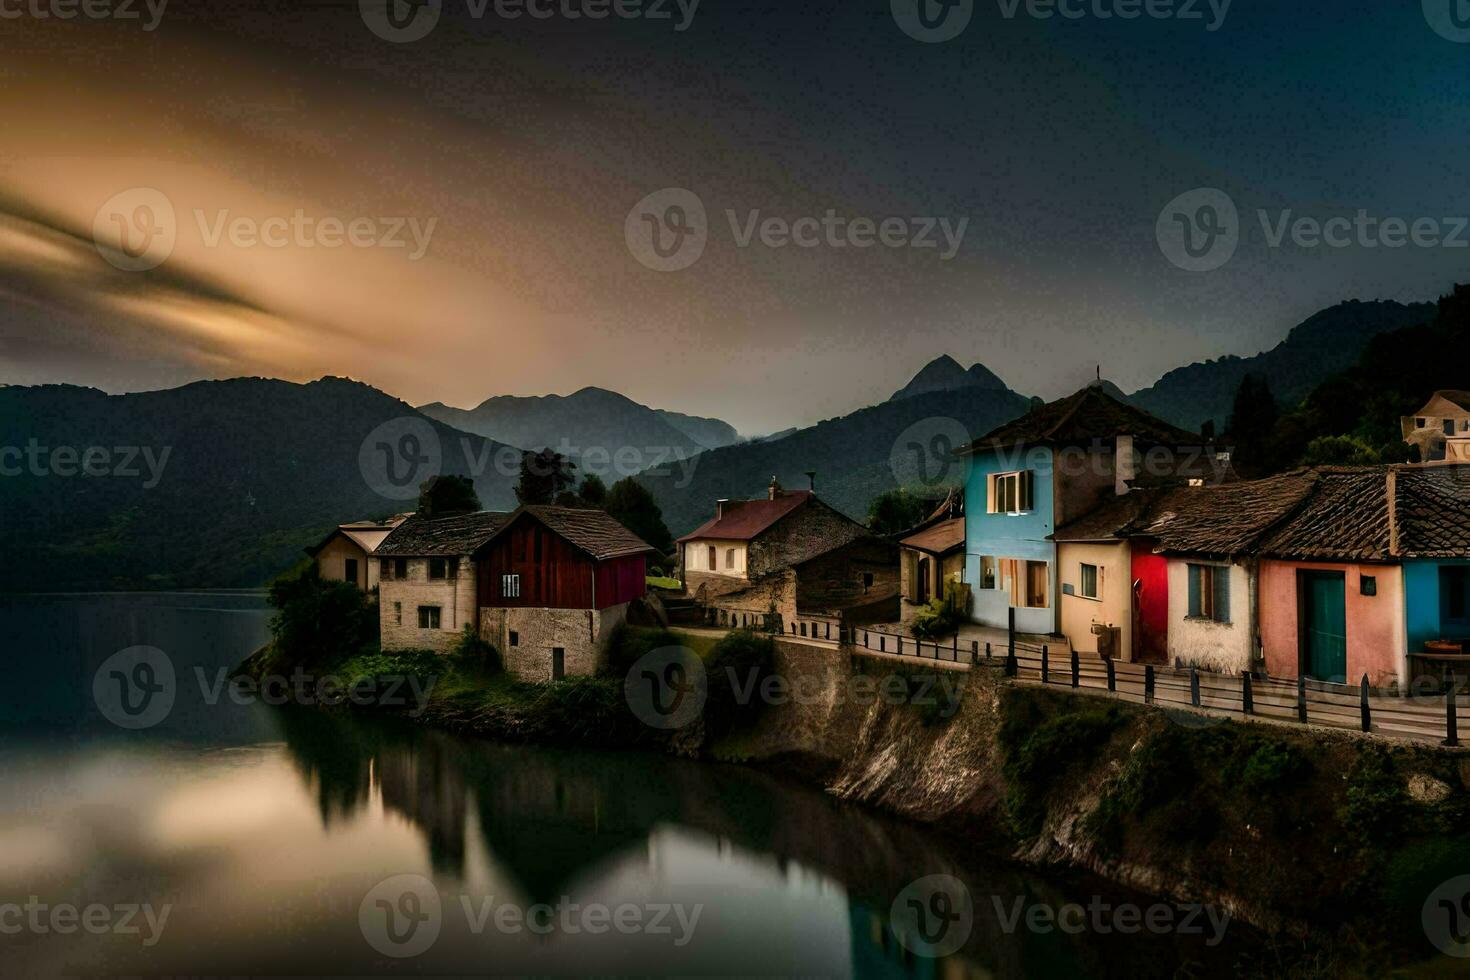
1213,566 -> 1231,623
1187,564 -> 1201,617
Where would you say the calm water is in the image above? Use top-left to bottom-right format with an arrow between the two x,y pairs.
0,593 -> 1252,978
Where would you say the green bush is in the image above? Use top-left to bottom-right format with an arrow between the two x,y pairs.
703,629 -> 775,737
603,624 -> 681,677
1241,739 -> 1309,793
911,579 -> 969,640
267,565 -> 378,668
1339,746 -> 1407,847
1001,697 -> 1128,837
450,623 -> 503,674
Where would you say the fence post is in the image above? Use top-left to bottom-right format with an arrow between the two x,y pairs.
1071,650 -> 1080,688
898,636 -> 903,657
984,641 -> 991,660
973,640 -> 980,665
1105,657 -> 1116,693
1296,677 -> 1307,724
1005,645 -> 1017,678
1190,668 -> 1200,708
1041,644 -> 1049,684
1359,675 -> 1371,733
953,632 -> 959,662
1007,607 -> 1016,664
1242,673 -> 1254,715
1446,688 -> 1461,748
880,635 -> 886,653
1145,665 -> 1155,704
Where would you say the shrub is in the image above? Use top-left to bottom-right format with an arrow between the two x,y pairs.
450,623 -> 502,674
1339,746 -> 1407,847
703,629 -> 775,737
910,579 -> 970,640
603,624 -> 681,677
1001,696 -> 1128,837
267,565 -> 378,668
1240,739 -> 1309,793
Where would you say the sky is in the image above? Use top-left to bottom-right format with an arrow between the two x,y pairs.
1,0 -> 1469,435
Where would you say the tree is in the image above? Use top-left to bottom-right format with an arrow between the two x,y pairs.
1301,435 -> 1380,467
578,474 -> 607,506
417,474 -> 481,516
867,488 -> 929,536
515,448 -> 577,505
267,565 -> 378,667
604,478 -> 673,554
1224,373 -> 1278,474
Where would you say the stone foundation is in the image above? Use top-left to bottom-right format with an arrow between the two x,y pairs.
479,603 -> 630,681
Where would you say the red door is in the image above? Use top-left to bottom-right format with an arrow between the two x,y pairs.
1130,540 -> 1169,664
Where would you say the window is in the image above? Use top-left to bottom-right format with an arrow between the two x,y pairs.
429,558 -> 447,580
987,471 -> 1034,515
726,548 -> 735,570
502,573 -> 521,599
999,558 -> 1049,608
509,630 -> 519,647
1416,417 -> 1427,429
1446,420 -> 1457,436
708,545 -> 717,570
863,572 -> 875,592
979,556 -> 997,590
394,601 -> 402,625
1187,564 -> 1231,623
394,558 -> 407,580
380,557 -> 392,579
417,606 -> 441,629
1360,574 -> 1377,597
1444,567 -> 1470,626
1079,563 -> 1100,600
344,558 -> 358,585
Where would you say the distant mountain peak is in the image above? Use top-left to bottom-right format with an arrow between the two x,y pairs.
889,355 -> 1009,402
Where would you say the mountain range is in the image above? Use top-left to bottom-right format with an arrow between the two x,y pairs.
419,388 -> 738,460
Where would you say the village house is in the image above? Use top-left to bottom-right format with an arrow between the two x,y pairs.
472,505 -> 655,681
1402,390 -> 1470,462
957,382 -> 1227,635
898,490 -> 965,616
376,506 -> 656,679
1052,471 -> 1317,670
678,478 -> 899,631
304,515 -> 408,590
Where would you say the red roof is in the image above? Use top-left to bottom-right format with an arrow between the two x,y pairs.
678,491 -> 813,542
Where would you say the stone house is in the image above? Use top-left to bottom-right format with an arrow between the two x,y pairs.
1402,391 -> 1470,462
679,478 -> 899,630
305,515 -> 408,590
473,505 -> 655,681
376,511 -> 510,652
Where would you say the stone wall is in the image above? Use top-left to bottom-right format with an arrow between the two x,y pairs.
748,500 -> 868,579
380,556 -> 478,652
480,602 -> 629,681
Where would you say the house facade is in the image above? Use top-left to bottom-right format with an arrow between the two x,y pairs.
898,491 -> 965,615
1402,391 -> 1470,463
305,516 -> 407,590
474,506 -> 654,681
958,383 -> 1224,635
679,478 -> 899,630
376,511 -> 509,652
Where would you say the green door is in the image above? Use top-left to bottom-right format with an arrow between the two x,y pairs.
1303,571 -> 1347,683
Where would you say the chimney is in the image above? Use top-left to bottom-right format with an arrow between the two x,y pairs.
804,470 -> 816,493
1114,434 -> 1136,496
768,476 -> 781,500
716,499 -> 728,519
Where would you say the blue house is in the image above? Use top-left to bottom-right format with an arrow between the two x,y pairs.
1396,465 -> 1470,654
956,384 -> 1221,634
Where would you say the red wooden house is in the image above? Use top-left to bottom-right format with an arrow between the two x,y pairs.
473,506 -> 655,680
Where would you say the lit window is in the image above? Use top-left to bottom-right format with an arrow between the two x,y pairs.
988,471 -> 1034,515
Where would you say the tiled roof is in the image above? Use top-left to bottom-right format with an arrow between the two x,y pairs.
517,505 -> 656,560
962,384 -> 1202,454
1394,465 -> 1470,558
677,490 -> 813,542
900,517 -> 965,556
1259,469 -> 1392,562
375,511 -> 510,556
1050,489 -> 1166,543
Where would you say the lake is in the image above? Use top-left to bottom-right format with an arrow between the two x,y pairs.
0,593 -> 1251,977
